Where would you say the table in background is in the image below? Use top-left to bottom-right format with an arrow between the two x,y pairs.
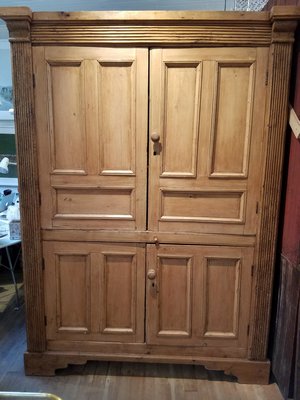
0,235 -> 22,309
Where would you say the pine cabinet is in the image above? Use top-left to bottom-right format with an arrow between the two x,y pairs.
1,6 -> 300,384
35,46 -> 266,235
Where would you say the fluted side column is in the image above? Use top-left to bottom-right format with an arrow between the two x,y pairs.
2,11 -> 46,352
249,19 -> 297,360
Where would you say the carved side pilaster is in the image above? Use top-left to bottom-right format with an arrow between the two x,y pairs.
248,20 -> 296,360
1,13 -> 46,352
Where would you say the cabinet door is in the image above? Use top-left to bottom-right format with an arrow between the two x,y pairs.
34,47 -> 148,230
146,244 -> 253,354
149,48 -> 268,235
43,242 -> 145,343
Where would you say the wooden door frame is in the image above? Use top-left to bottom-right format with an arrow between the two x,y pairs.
0,6 -> 299,363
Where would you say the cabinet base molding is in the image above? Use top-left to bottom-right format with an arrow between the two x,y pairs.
24,351 -> 270,385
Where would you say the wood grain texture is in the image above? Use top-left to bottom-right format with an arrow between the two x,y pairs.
22,9 -> 276,47
41,229 -> 257,247
25,8 -> 297,48
24,351 -> 270,384
43,242 -> 145,344
249,34 -> 295,360
7,38 -> 46,352
272,255 -> 300,399
30,23 -> 272,46
295,297 -> 300,399
31,10 -> 271,21
34,46 -> 148,231
1,6 -> 300,384
0,9 -> 31,42
146,245 -> 253,351
149,47 -> 268,236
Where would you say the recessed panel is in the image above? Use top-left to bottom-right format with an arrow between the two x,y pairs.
47,62 -> 86,174
210,62 -> 254,177
158,256 -> 192,336
161,190 -> 245,223
102,253 -> 136,333
203,258 -> 241,337
162,63 -> 201,177
55,188 -> 134,219
56,254 -> 89,332
98,62 -> 135,175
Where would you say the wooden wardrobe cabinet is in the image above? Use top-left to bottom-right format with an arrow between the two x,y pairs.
1,6 -> 300,384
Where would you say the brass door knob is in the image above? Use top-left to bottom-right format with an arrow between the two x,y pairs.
147,269 -> 156,280
151,132 -> 160,142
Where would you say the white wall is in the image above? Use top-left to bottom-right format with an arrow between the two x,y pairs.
0,0 -> 234,11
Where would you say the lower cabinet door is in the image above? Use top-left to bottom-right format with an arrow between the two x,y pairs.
146,244 -> 253,352
43,241 -> 145,343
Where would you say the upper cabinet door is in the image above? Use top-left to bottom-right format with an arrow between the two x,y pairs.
34,47 -> 148,230
148,48 -> 268,235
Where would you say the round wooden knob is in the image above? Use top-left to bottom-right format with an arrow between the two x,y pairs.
147,269 -> 156,280
151,132 -> 160,142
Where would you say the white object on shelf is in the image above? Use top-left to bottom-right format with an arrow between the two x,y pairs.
6,204 -> 20,221
289,105 -> 300,140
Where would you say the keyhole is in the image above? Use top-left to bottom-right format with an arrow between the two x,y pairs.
152,282 -> 155,287
153,142 -> 162,156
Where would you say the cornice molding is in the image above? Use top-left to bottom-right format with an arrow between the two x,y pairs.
0,8 -> 32,42
271,5 -> 300,21
30,21 -> 273,46
0,7 -> 300,46
271,19 -> 298,43
31,11 -> 273,47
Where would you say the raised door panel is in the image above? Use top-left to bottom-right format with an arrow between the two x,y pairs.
47,61 -> 86,174
150,253 -> 193,339
201,257 -> 241,338
209,62 -> 254,178
96,251 -> 142,339
34,47 -> 148,230
149,48 -> 268,235
146,244 -> 253,354
98,61 -> 135,175
161,62 -> 201,178
43,242 -> 145,343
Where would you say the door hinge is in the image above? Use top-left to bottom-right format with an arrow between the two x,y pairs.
42,257 -> 45,270
33,73 -> 36,89
38,192 -> 41,206
44,316 -> 47,326
247,324 -> 250,336
265,70 -> 269,86
251,265 -> 255,277
256,202 -> 259,214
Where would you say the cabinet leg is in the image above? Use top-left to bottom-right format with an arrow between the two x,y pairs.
203,359 -> 270,384
24,352 -> 270,384
24,352 -> 87,376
